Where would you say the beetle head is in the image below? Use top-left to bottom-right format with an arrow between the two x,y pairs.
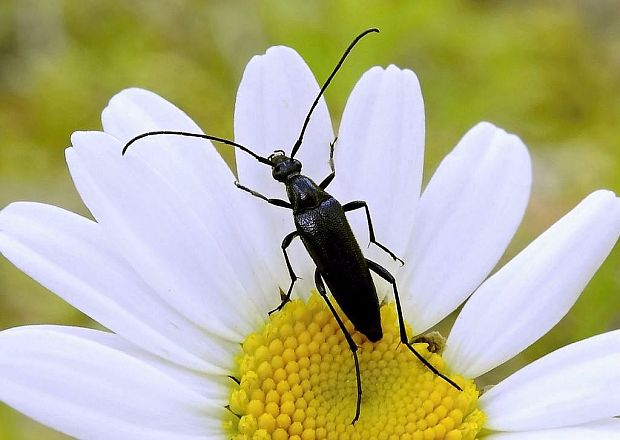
269,150 -> 302,182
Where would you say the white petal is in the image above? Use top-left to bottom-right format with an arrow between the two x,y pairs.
234,46 -> 334,298
234,46 -> 334,198
0,326 -> 224,440
446,190 -> 620,378
331,66 -> 425,288
101,87 -> 202,141
67,131 -> 263,342
101,88 -> 283,317
485,419 -> 620,440
481,330 -> 620,431
37,326 -> 231,403
0,202 -> 234,373
401,122 -> 531,333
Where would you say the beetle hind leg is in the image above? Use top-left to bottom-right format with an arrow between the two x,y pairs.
366,259 -> 463,392
315,268 -> 363,425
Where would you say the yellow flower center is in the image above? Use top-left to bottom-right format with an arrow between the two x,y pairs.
225,293 -> 484,439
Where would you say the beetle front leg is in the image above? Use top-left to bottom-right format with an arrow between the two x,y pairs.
319,137 -> 338,190
342,201 -> 404,265
315,268 -> 362,425
269,231 -> 300,315
366,259 -> 462,392
234,181 -> 292,209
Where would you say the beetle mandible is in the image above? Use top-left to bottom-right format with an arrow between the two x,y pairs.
123,28 -> 462,424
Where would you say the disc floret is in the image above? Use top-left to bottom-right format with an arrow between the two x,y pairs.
226,294 -> 484,439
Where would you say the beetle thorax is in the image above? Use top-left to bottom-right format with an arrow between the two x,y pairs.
286,175 -> 326,210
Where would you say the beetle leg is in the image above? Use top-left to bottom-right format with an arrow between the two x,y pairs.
234,181 -> 292,209
319,137 -> 338,190
366,259 -> 463,392
269,231 -> 301,315
342,201 -> 404,265
315,268 -> 363,425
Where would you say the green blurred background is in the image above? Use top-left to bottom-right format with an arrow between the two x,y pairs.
0,1 -> 619,438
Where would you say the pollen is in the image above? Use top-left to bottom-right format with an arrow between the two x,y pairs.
225,293 -> 483,439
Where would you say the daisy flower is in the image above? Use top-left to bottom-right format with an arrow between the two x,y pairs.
1,42 -> 620,440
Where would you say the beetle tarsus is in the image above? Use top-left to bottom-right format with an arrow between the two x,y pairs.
234,181 -> 292,209
319,137 -> 338,190
268,290 -> 293,315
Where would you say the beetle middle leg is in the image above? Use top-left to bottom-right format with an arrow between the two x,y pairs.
315,268 -> 363,425
366,259 -> 463,392
343,201 -> 404,265
269,231 -> 301,315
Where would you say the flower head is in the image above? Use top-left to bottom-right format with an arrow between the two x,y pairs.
1,42 -> 619,440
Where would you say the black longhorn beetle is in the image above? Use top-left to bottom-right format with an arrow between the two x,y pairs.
123,28 -> 462,424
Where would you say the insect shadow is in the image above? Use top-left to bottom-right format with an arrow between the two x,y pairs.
123,28 -> 462,424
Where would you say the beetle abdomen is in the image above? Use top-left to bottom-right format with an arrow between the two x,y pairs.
295,197 -> 382,341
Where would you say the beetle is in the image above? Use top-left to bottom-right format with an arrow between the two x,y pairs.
123,28 -> 462,423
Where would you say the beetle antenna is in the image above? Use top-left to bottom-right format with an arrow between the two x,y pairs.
121,130 -> 272,165
290,28 -> 379,158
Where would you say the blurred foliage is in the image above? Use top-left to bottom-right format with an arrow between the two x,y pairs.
0,1 -> 619,438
